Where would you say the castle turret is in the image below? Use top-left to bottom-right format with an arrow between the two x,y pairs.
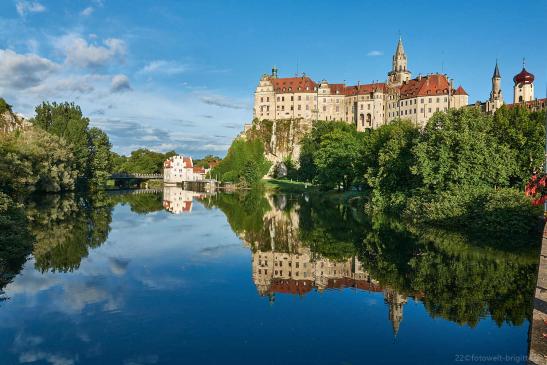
513,59 -> 534,103
387,37 -> 411,87
486,60 -> 504,114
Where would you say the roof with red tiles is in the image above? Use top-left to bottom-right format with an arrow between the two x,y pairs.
193,166 -> 206,174
399,74 -> 453,99
183,156 -> 193,168
454,85 -> 468,96
344,82 -> 387,96
272,76 -> 317,93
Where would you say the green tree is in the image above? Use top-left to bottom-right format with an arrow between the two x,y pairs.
492,106 -> 545,186
88,128 -> 113,189
313,128 -> 361,190
363,119 -> 420,210
210,138 -> 270,186
32,102 -> 91,180
0,127 -> 77,193
411,108 -> 517,192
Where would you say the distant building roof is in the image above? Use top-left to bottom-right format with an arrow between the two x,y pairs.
399,74 -> 453,99
454,85 -> 468,96
272,76 -> 316,93
344,82 -> 387,96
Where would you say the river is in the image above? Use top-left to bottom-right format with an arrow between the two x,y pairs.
0,187 -> 538,364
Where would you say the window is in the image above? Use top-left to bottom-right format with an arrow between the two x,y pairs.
277,97 -> 280,102
306,105 -> 309,110
428,108 -> 432,113
267,97 -> 269,102
421,99 -> 424,104
282,97 -> 285,101
323,106 -> 326,112
260,97 -> 263,102
298,95 -> 301,101
298,105 -> 301,110
429,98 -> 432,103
436,97 -> 440,103
291,96 -> 294,101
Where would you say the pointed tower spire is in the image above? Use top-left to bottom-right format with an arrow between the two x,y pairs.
395,36 -> 405,55
493,60 -> 501,78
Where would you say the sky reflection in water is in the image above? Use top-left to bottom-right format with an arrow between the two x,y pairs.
0,188 -> 535,364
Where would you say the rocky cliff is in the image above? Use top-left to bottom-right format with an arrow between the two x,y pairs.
0,100 -> 28,133
241,118 -> 312,176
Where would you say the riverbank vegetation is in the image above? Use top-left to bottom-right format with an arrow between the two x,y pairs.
209,138 -> 271,187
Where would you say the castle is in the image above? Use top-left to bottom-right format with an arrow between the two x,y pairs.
478,59 -> 546,114
253,38 -> 546,130
253,38 -> 469,130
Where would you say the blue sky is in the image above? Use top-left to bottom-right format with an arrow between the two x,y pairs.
0,0 -> 546,157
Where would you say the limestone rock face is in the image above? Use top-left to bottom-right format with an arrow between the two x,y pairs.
0,110 -> 28,133
242,118 -> 312,176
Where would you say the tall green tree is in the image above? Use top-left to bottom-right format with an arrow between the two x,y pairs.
32,102 -> 91,180
88,127 -> 113,189
363,119 -> 420,209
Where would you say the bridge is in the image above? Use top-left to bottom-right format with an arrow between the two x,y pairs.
109,173 -> 163,180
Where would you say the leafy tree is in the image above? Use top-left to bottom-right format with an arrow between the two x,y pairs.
88,128 -> 113,189
32,102 -> 91,180
113,148 -> 176,174
363,119 -> 420,210
313,128 -> 362,190
411,108 -> 517,192
210,138 -> 270,186
492,106 -> 545,186
298,121 -> 362,189
0,127 -> 77,193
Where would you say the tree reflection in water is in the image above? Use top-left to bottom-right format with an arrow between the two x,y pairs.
0,188 -> 539,332
206,190 -> 539,331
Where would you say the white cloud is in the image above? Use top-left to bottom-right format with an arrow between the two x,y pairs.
56,34 -> 126,68
111,74 -> 131,92
81,6 -> 94,16
0,49 -> 58,89
140,60 -> 189,75
367,50 -> 383,56
16,1 -> 45,16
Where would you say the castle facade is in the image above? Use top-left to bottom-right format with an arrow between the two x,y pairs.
253,38 -> 469,130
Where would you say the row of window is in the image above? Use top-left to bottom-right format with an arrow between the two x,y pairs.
387,107 -> 447,118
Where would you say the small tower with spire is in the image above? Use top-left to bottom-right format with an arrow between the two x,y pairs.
387,37 -> 411,87
486,60 -> 504,114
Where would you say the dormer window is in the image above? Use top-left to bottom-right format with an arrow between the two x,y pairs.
288,87 -> 292,91
306,86 -> 310,91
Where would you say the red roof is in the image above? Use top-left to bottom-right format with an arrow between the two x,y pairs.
344,83 -> 386,96
328,83 -> 346,95
513,68 -> 534,85
183,157 -> 193,168
454,85 -> 468,96
399,74 -> 452,99
272,77 -> 316,93
270,279 -> 313,295
193,166 -> 206,174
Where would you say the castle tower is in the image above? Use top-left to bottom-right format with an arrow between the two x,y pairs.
384,288 -> 407,337
486,60 -> 504,114
513,59 -> 535,103
387,37 -> 411,87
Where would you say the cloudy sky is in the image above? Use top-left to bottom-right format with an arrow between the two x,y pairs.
0,0 -> 546,157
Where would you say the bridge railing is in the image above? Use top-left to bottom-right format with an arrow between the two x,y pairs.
110,173 -> 164,179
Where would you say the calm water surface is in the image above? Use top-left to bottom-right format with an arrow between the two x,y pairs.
0,188 -> 538,364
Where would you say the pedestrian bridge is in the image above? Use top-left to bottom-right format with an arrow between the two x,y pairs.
109,173 -> 164,180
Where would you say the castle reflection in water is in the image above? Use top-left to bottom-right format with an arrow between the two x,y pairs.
162,186 -> 408,336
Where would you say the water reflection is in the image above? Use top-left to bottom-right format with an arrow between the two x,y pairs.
0,187 -> 539,362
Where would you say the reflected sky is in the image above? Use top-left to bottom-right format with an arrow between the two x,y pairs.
0,190 -> 533,364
